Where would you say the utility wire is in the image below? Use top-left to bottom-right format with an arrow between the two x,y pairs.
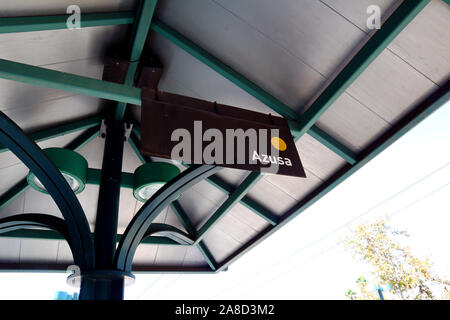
152,274 -> 182,300
238,181 -> 450,297
213,162 -> 449,298
237,244 -> 339,299
136,274 -> 164,300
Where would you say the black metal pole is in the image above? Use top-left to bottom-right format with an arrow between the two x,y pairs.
79,120 -> 125,300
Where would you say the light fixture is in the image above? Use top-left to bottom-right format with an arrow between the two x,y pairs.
133,162 -> 181,202
27,148 -> 88,194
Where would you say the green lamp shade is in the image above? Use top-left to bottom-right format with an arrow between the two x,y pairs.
133,162 -> 181,202
27,148 -> 88,194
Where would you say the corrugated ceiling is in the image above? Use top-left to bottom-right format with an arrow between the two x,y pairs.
0,0 -> 448,271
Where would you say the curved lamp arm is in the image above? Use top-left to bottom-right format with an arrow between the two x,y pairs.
0,213 -> 83,262
115,164 -> 221,272
0,111 -> 94,270
143,223 -> 194,246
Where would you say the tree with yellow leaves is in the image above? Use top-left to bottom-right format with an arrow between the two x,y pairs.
346,276 -> 379,300
343,217 -> 449,300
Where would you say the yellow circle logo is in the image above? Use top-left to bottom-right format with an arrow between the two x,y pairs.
271,137 -> 287,151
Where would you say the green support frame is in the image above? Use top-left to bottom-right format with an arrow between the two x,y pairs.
151,0 -> 432,259
297,124 -> 357,165
0,116 -> 101,154
295,0 -> 431,137
127,133 -> 219,270
217,79 -> 449,272
150,19 -> 358,164
86,168 -> 134,189
0,0 -> 440,277
114,0 -> 158,120
131,125 -> 279,226
0,263 -> 214,274
194,172 -> 263,245
0,229 -> 185,246
0,121 -> 100,211
0,11 -> 356,164
170,201 -> 218,271
0,59 -> 141,105
150,20 -> 299,121
0,12 -> 135,34
0,180 -> 29,213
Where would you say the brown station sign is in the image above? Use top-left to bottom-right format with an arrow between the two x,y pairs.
140,89 -> 306,177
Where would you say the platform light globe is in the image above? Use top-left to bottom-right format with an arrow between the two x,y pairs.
27,148 -> 88,194
133,162 -> 181,202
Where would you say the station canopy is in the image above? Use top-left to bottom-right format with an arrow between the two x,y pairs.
0,0 -> 449,275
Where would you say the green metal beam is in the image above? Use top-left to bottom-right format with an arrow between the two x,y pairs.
130,1 -> 159,62
0,13 -> 355,164
0,12 -> 135,34
114,0 -> 158,120
288,120 -> 357,164
150,19 -> 356,164
129,125 -> 278,242
0,126 -> 99,211
197,242 -> 218,271
120,172 -> 135,189
0,229 -> 182,246
64,126 -> 100,151
191,0 -> 431,254
217,79 -> 450,272
306,125 -> 357,165
193,170 -> 278,226
0,116 -> 101,154
128,131 -> 145,163
0,180 -> 29,212
0,59 -> 142,105
86,168 -> 134,188
295,0 -> 431,137
0,11 -> 380,165
131,125 -> 278,225
289,121 -> 357,164
170,201 -> 218,271
195,172 -> 263,245
129,131 -> 152,164
139,236 -> 184,246
85,168 -> 102,186
169,202 -> 196,237
128,131 -> 219,269
151,19 -> 299,121
0,264 -> 214,273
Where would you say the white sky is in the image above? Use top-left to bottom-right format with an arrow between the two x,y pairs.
0,101 -> 448,300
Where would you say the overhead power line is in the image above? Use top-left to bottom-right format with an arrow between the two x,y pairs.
239,181 -> 450,297
214,162 -> 450,298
